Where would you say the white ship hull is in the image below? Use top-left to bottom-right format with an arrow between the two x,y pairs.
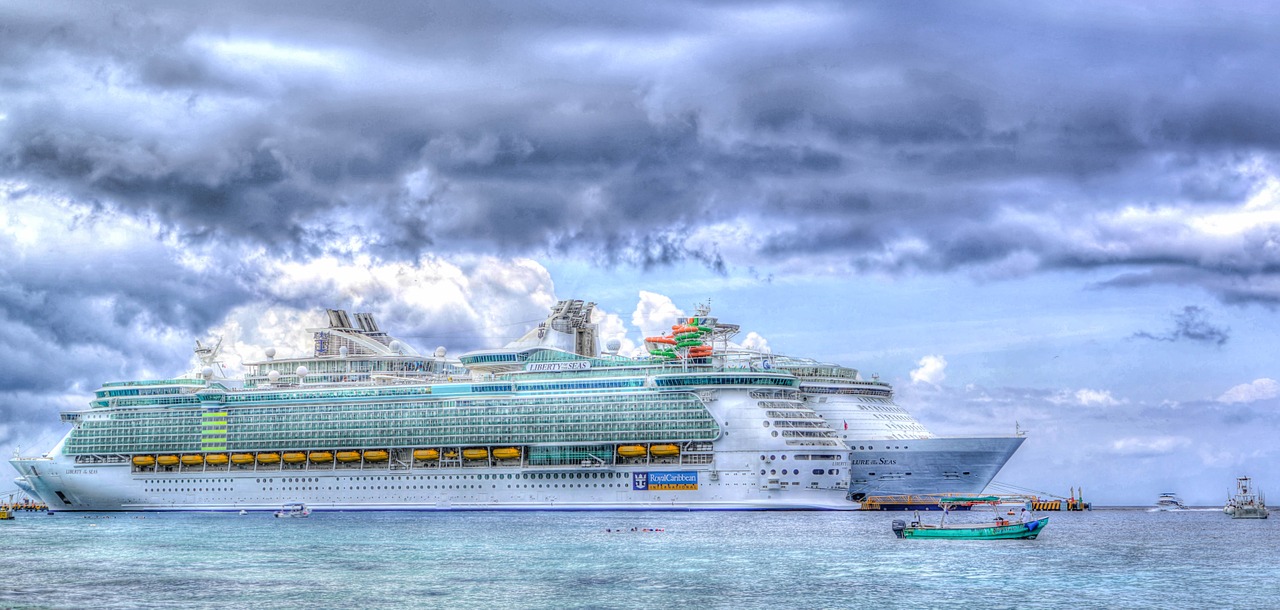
844,436 -> 1025,497
11,448 -> 855,512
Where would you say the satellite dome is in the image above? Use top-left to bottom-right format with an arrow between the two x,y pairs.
296,365 -> 308,378
201,366 -> 214,380
267,370 -> 280,383
435,346 -> 447,358
606,339 -> 621,352
265,347 -> 276,359
339,346 -> 349,358
390,340 -> 402,354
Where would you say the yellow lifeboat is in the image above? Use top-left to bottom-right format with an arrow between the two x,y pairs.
462,448 -> 489,461
336,451 -> 362,463
256,452 -> 281,464
282,452 -> 306,464
444,451 -> 459,459
492,447 -> 521,460
205,454 -> 229,466
364,450 -> 389,462
157,455 -> 179,466
231,453 -> 255,465
617,445 -> 647,458
132,455 -> 156,467
414,449 -> 439,461
180,454 -> 204,466
309,451 -> 334,463
649,444 -> 680,457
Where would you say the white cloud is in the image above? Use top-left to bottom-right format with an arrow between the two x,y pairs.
1217,378 -> 1280,404
630,291 -> 684,340
1074,388 -> 1121,407
738,331 -> 770,353
204,255 -> 558,375
910,354 -> 947,385
592,307 -> 639,356
1108,435 -> 1192,457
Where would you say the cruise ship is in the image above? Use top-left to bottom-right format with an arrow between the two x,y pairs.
645,314 -> 1024,500
10,302 -> 858,512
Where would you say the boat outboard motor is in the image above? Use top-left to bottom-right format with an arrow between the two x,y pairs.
891,519 -> 906,538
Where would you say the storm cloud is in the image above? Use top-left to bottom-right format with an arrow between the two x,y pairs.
3,2 -> 1280,301
1133,305 -> 1230,346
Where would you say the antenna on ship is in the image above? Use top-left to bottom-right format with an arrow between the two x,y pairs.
193,336 -> 227,379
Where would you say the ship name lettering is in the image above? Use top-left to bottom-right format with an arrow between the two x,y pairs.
526,361 -> 592,372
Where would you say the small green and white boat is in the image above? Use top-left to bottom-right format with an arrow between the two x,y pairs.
892,496 -> 1048,540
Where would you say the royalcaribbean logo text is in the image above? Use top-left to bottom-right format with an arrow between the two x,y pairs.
633,471 -> 698,491
850,458 -> 897,465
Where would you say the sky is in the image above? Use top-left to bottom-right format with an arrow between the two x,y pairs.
2,1 -> 1279,506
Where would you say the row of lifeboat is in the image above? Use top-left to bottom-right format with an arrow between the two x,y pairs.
132,450 -> 392,467
133,444 -> 680,468
617,444 -> 680,458
131,447 -> 530,468
411,447 -> 522,461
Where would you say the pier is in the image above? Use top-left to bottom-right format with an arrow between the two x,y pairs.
858,486 -> 1091,511
2,491 -> 47,517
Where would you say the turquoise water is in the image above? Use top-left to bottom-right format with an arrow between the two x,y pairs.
2,509 -> 1276,608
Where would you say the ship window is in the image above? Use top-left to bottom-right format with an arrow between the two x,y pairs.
813,469 -> 825,475
780,455 -> 786,460
770,470 -> 776,475
771,431 -> 778,437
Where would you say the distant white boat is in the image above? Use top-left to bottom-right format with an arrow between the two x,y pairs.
273,503 -> 311,518
1224,477 -> 1268,519
1155,493 -> 1186,511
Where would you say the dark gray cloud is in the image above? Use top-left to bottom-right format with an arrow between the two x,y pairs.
3,0 -> 1280,305
1132,305 -> 1230,346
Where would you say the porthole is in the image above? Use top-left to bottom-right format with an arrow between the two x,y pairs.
763,421 -> 770,427
771,431 -> 778,437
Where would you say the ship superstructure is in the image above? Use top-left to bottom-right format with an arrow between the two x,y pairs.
11,303 -> 855,512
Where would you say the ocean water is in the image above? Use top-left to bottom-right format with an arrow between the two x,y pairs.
1,508 -> 1276,609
